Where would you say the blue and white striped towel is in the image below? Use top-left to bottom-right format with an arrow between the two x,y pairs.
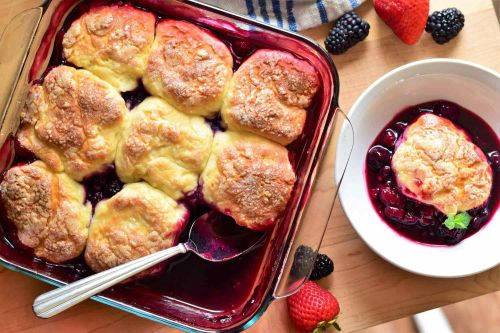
202,0 -> 366,31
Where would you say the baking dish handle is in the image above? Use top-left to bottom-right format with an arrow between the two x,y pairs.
0,5 -> 44,138
273,107 -> 354,299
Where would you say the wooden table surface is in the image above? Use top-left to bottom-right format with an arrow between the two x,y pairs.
0,0 -> 499,332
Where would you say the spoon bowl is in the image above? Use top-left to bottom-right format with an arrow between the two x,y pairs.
187,211 -> 265,261
33,211 -> 265,318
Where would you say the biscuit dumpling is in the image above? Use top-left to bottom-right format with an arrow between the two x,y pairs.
143,20 -> 233,117
201,131 -> 295,231
221,49 -> 320,145
115,97 -> 213,199
0,161 -> 91,263
392,113 -> 493,215
84,182 -> 188,273
17,65 -> 127,181
62,5 -> 155,92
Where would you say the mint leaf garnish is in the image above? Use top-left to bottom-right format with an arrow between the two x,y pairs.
443,218 -> 456,230
443,212 -> 472,230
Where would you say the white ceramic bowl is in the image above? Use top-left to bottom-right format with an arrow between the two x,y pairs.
335,59 -> 500,278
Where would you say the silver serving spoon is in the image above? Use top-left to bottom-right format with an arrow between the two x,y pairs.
33,211 -> 265,318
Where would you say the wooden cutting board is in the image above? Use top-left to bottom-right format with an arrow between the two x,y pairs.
0,0 -> 498,332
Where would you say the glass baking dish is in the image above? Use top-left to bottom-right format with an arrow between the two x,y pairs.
0,0 -> 353,332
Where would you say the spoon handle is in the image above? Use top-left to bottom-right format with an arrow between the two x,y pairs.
33,243 -> 188,318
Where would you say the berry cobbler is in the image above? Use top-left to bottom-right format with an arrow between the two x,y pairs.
366,100 -> 499,245
0,4 -> 320,273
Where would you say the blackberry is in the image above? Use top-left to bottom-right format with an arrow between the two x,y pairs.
310,254 -> 334,280
324,11 -> 370,55
425,8 -> 465,44
290,245 -> 316,278
437,224 -> 467,245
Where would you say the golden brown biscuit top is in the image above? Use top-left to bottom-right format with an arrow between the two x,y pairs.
115,97 -> 213,199
62,5 -> 155,91
18,65 -> 127,180
222,49 -> 320,145
392,113 -> 493,215
201,131 -> 295,230
84,182 -> 188,272
143,19 -> 233,117
0,161 -> 91,263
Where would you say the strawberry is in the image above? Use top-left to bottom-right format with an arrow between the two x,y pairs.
373,0 -> 429,45
287,281 -> 340,333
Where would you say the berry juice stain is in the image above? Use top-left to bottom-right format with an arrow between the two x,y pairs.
365,100 -> 499,246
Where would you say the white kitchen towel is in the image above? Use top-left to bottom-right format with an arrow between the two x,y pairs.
201,0 -> 366,31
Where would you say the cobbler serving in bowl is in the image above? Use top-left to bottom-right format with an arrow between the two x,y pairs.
336,59 -> 499,277
366,101 -> 498,245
